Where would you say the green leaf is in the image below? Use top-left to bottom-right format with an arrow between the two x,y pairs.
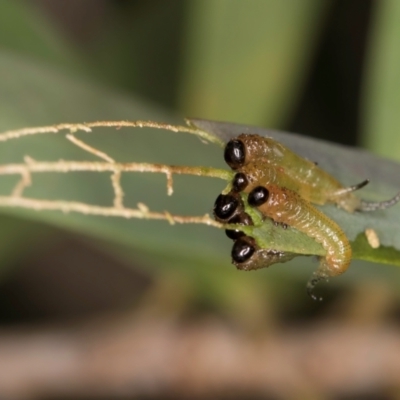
190,118 -> 400,266
0,52 -> 229,275
1,48 -> 399,288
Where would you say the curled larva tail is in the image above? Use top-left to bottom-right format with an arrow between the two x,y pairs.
358,191 -> 400,211
306,271 -> 329,301
288,200 -> 352,300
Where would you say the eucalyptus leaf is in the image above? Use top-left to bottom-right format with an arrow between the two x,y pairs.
1,50 -> 399,282
190,118 -> 400,266
0,52 -> 229,274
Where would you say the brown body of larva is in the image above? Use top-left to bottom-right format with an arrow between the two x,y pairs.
251,184 -> 352,278
225,133 -> 400,213
240,160 -> 362,211
237,134 -> 362,212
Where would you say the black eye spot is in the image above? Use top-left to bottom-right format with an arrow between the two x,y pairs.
214,194 -> 239,221
240,212 -> 253,226
248,186 -> 269,207
231,236 -> 256,263
225,212 -> 254,240
225,215 -> 244,240
225,228 -> 244,240
232,172 -> 248,192
224,139 -> 245,169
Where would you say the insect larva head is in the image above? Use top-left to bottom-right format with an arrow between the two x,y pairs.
232,172 -> 248,192
224,139 -> 245,169
225,212 -> 253,240
248,186 -> 270,207
231,236 -> 257,263
213,193 -> 239,221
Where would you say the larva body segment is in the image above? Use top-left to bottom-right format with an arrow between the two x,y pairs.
248,184 -> 352,294
232,134 -> 363,212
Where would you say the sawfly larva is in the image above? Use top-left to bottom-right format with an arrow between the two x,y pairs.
246,184 -> 352,300
224,134 -> 400,212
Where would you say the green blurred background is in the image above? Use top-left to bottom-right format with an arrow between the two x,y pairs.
0,1 -> 400,399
